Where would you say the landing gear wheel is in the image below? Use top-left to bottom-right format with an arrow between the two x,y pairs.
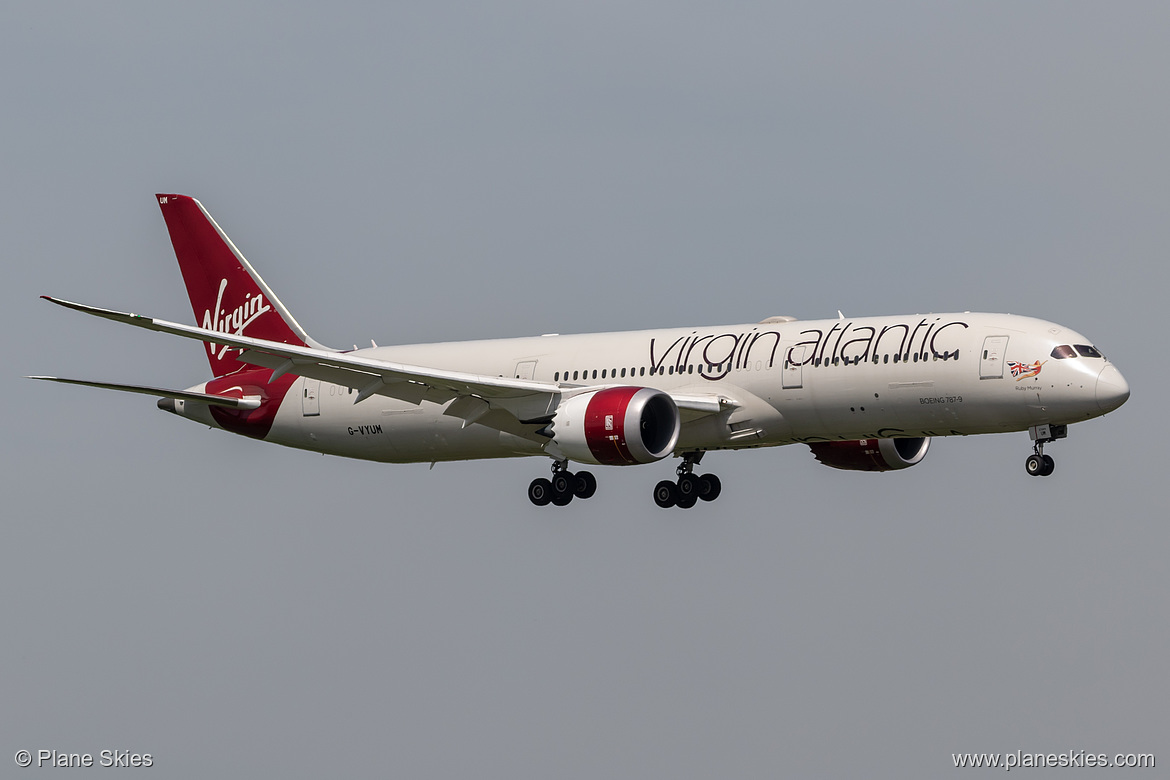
676,492 -> 698,509
1041,454 -> 1055,476
697,474 -> 722,502
677,473 -> 700,502
551,472 -> 573,495
654,480 -> 679,508
551,472 -> 575,506
528,478 -> 553,506
1025,454 -> 1045,476
574,471 -> 597,499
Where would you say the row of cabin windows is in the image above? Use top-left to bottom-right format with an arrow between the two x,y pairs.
549,350 -> 961,381
554,365 -> 699,382
552,362 -> 760,382
787,350 -> 960,368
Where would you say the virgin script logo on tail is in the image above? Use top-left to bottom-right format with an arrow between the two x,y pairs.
201,279 -> 272,359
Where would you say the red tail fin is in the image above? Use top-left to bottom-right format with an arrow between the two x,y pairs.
156,194 -> 324,377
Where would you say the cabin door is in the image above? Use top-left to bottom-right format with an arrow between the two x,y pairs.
782,346 -> 806,389
980,336 -> 1009,379
302,378 -> 321,416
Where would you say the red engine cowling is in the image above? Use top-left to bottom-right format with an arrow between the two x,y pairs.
808,437 -> 930,471
552,387 -> 680,466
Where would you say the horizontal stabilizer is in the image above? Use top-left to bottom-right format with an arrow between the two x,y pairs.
27,376 -> 261,409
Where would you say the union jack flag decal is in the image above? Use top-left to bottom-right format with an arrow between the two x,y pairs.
1008,360 -> 1045,381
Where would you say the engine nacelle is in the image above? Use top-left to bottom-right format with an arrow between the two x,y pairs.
808,437 -> 930,471
551,387 -> 680,466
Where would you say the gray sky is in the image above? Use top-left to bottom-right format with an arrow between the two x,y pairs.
3,3 -> 1167,777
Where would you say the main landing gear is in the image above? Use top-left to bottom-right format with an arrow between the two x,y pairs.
1024,424 -> 1066,477
654,452 -> 722,509
528,460 -> 597,507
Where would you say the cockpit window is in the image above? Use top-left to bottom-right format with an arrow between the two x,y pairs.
1050,345 -> 1077,359
1074,345 -> 1103,358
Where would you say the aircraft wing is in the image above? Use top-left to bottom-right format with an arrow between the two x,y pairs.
42,296 -> 738,442
42,296 -> 564,427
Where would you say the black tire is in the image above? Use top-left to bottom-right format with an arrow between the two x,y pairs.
1041,454 -> 1055,476
551,472 -> 573,496
697,473 -> 722,502
528,478 -> 553,506
1025,454 -> 1045,476
574,470 -> 597,499
551,472 -> 574,505
677,473 -> 700,501
676,492 -> 698,509
654,480 -> 678,508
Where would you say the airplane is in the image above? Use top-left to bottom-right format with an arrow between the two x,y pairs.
31,194 -> 1130,508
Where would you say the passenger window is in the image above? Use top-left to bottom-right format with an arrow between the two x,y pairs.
883,354 -> 889,364
592,370 -> 598,379
640,367 -> 646,377
1075,345 -> 1103,358
601,369 -> 607,379
572,371 -> 578,380
1051,345 -> 1077,359
554,372 -> 560,381
621,368 -> 626,378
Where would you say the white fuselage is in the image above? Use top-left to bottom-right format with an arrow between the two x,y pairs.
179,311 -> 1125,465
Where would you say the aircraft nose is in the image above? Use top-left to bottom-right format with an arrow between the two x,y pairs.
1095,364 -> 1130,414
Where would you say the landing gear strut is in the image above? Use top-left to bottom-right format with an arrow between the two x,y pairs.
1025,424 -> 1065,477
528,460 -> 596,507
654,452 -> 722,509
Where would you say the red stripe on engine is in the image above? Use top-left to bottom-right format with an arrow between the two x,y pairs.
583,387 -> 639,465
808,439 -> 887,471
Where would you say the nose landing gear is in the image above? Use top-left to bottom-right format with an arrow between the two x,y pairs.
528,460 -> 597,507
653,452 -> 722,509
1025,450 -> 1055,477
1025,424 -> 1066,477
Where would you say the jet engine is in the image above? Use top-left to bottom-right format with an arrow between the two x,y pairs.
551,387 -> 680,466
808,437 -> 930,471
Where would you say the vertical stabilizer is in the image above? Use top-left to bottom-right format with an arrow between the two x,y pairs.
155,194 -> 330,377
